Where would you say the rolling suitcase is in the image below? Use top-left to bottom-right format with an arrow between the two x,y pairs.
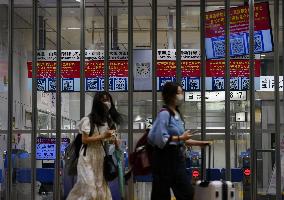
194,145 -> 235,200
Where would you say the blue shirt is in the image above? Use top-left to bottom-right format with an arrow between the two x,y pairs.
148,110 -> 185,149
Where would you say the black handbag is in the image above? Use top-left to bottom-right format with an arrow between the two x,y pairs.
101,141 -> 118,181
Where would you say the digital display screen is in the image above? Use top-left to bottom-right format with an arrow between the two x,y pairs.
36,137 -> 70,160
205,2 -> 273,59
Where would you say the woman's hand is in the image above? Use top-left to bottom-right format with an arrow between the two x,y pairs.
102,129 -> 114,139
179,130 -> 192,141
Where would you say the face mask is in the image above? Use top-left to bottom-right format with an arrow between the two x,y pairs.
176,94 -> 184,105
104,102 -> 112,110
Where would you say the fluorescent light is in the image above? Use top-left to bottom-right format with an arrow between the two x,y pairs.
75,0 -> 80,2
67,27 -> 80,30
196,127 -> 225,129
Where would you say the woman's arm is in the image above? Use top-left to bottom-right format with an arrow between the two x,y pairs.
185,139 -> 211,147
171,133 -> 191,142
81,129 -> 113,144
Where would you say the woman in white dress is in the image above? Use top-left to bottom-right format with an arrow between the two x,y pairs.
67,91 -> 123,200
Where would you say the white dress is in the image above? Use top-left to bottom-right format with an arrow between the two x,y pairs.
67,117 -> 112,200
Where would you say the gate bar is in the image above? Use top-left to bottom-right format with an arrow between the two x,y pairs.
225,0 -> 231,181
55,0 -> 62,199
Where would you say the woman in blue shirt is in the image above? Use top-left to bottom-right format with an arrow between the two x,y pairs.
148,82 -> 210,200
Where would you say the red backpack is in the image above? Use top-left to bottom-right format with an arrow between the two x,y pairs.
129,129 -> 153,176
129,108 -> 170,176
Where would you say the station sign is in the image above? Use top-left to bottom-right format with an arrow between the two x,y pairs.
258,76 -> 284,91
185,91 -> 247,102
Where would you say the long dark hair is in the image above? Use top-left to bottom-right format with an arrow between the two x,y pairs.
89,91 -> 123,128
162,82 -> 183,119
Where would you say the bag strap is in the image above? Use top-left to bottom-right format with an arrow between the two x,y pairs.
82,144 -> 87,156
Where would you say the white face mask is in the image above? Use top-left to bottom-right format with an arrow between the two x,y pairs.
176,94 -> 184,105
104,102 -> 112,110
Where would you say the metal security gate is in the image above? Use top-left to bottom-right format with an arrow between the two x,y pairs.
3,0 -> 283,199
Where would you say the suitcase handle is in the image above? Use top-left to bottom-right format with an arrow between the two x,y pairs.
208,144 -> 212,181
208,144 -> 212,169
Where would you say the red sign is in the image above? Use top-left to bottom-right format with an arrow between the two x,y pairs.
206,60 -> 261,77
205,2 -> 271,38
244,168 -> 251,176
28,59 -> 260,78
27,60 -> 128,78
192,169 -> 200,178
156,60 -> 260,77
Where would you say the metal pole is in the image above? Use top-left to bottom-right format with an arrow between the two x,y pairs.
176,0 -> 182,83
200,0 -> 207,180
274,0 -> 281,199
55,0 -> 62,199
224,0 -> 231,181
248,0 -> 256,199
104,0 -> 109,91
7,0 -> 14,199
283,0 -> 284,194
152,0 -> 157,120
128,1 -> 134,199
80,0 -> 86,118
31,0 -> 38,199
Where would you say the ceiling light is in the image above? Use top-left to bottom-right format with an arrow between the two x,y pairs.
67,27 -> 80,30
75,0 -> 80,2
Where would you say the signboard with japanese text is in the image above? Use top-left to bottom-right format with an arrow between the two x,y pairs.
212,77 -> 250,91
28,50 -> 129,92
156,59 -> 260,77
157,77 -> 257,91
205,2 -> 273,59
185,91 -> 247,102
36,50 -> 127,61
27,49 -> 261,92
258,76 -> 284,91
